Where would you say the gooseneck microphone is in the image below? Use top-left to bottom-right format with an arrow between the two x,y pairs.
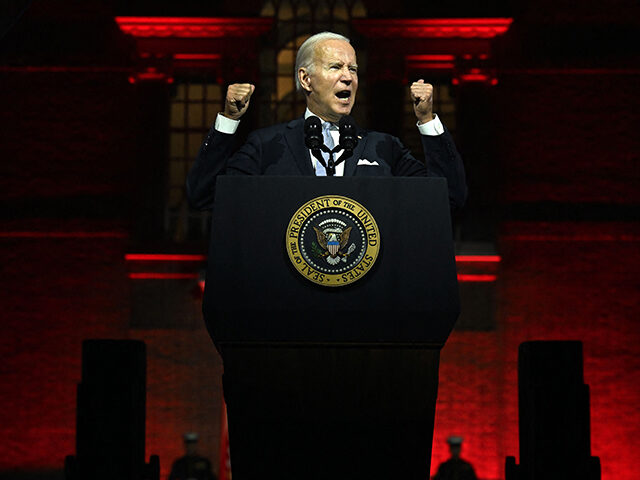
338,115 -> 358,151
304,115 -> 332,174
304,116 -> 323,150
304,115 -> 359,176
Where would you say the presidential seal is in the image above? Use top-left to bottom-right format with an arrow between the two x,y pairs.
285,195 -> 381,287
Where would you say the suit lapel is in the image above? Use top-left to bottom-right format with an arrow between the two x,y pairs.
284,117 -> 315,176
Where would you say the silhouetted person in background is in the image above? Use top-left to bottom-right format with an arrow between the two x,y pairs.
433,436 -> 478,480
168,432 -> 217,480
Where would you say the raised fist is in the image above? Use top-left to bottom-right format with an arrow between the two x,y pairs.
223,83 -> 255,120
410,79 -> 434,124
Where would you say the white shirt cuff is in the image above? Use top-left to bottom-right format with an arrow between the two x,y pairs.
417,114 -> 444,136
215,113 -> 240,134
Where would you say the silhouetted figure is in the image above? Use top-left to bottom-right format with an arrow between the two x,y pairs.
169,432 -> 217,480
433,436 -> 478,480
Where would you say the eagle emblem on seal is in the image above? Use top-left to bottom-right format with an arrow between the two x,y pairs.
285,195 -> 381,287
312,219 -> 357,266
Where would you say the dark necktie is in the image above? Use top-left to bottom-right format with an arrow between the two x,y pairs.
315,121 -> 335,176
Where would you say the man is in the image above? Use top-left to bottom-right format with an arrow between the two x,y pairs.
187,33 -> 467,478
186,31 -> 466,210
433,436 -> 478,480
168,432 -> 217,480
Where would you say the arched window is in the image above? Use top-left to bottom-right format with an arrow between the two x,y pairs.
164,2 -> 370,241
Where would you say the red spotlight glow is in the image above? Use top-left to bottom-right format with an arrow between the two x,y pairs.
407,55 -> 456,62
173,53 -> 222,61
457,274 -> 497,282
406,55 -> 457,70
353,18 -> 513,39
128,273 -> 199,280
125,254 -> 207,262
115,17 -> 273,39
0,231 -> 127,238
125,254 -> 499,263
124,254 -> 499,283
455,255 -> 502,263
458,73 -> 491,82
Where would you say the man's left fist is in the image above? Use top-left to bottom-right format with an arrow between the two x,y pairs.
410,79 -> 434,124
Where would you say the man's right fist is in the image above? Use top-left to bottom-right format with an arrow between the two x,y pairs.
223,83 -> 255,120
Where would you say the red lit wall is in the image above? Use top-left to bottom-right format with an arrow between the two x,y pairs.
430,64 -> 640,478
495,72 -> 639,205
0,225 -> 223,478
1,72 -> 139,200
0,224 -> 130,469
0,67 -> 225,478
1,7 -> 639,480
3,225 -> 637,479
431,222 -> 640,479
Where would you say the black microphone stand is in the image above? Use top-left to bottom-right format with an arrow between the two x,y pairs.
305,114 -> 358,176
311,145 -> 354,176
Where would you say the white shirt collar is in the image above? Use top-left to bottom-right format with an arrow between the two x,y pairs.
304,108 -> 338,129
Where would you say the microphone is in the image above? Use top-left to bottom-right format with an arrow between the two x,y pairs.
338,115 -> 358,151
304,116 -> 323,150
304,115 -> 332,174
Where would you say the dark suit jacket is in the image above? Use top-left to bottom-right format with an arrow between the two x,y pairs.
186,116 -> 467,210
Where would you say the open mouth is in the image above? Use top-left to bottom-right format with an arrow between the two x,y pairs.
335,90 -> 351,101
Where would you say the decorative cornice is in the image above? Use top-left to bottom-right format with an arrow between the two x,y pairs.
406,54 -> 456,70
353,18 -> 513,39
115,17 -> 273,39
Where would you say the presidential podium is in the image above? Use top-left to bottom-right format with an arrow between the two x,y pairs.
204,176 -> 460,480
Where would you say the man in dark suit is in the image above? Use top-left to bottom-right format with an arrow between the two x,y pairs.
168,432 -> 217,480
186,31 -> 467,210
433,436 -> 478,480
188,32 -> 467,479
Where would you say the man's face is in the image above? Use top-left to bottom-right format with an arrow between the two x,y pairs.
299,39 -> 358,123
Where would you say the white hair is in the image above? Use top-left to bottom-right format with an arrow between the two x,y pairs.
295,31 -> 351,92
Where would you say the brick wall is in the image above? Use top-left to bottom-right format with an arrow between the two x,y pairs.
0,226 -> 223,478
1,6 -> 638,480
0,67 -> 224,478
432,221 -> 639,479
0,226 -> 130,469
495,72 -> 639,205
430,68 -> 639,479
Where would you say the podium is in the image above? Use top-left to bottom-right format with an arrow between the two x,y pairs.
204,176 -> 460,479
